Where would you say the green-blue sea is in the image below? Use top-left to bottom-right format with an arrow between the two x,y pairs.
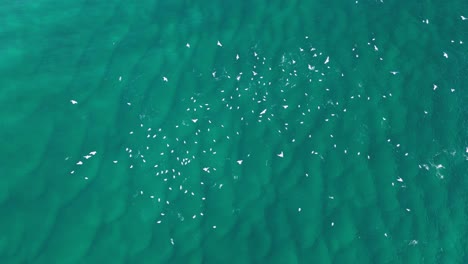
1,0 -> 467,263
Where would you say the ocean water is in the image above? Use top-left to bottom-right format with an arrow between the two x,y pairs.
0,0 -> 467,263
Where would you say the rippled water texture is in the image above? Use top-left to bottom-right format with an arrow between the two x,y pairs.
1,0 -> 467,263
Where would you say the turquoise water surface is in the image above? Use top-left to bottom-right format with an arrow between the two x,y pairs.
0,0 -> 467,263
